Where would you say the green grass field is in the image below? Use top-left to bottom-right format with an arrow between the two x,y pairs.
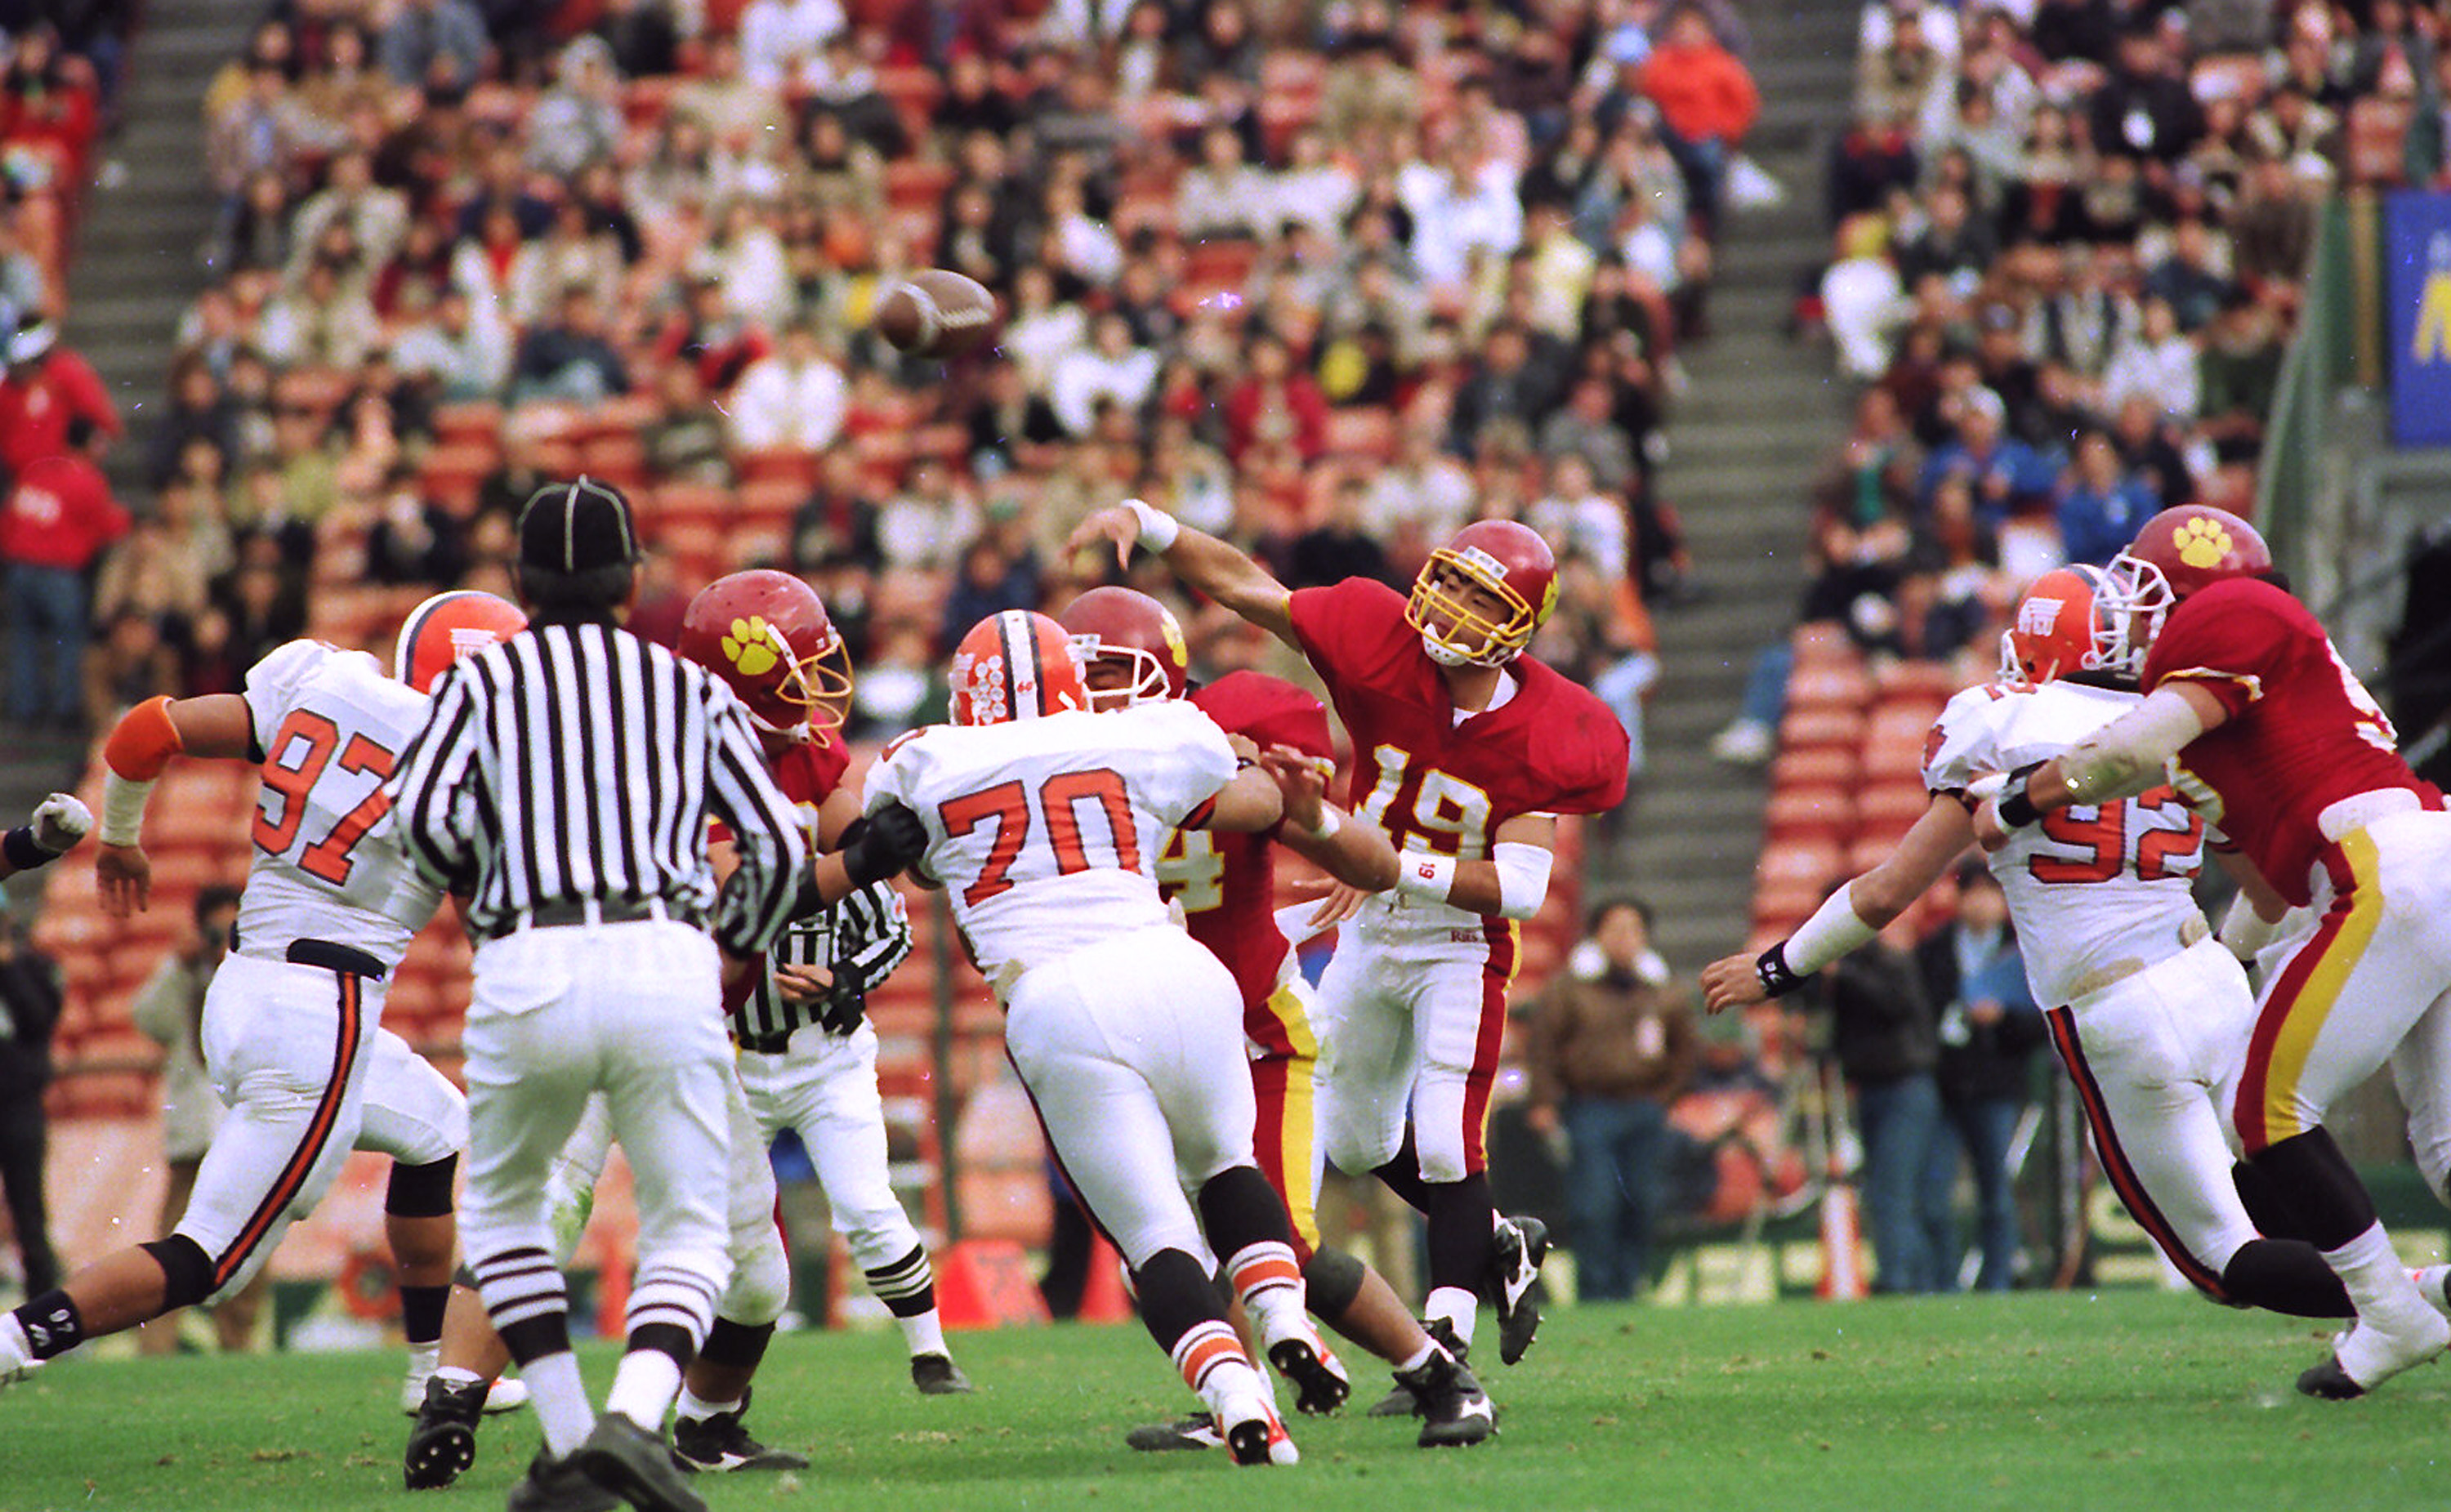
6,1291 -> 2450,1512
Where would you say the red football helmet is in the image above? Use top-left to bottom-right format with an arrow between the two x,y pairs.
1406,519 -> 1560,667
949,609 -> 1092,726
677,569 -> 853,735
1057,587 -> 1190,710
394,590 -> 527,694
2101,504 -> 2273,667
1998,564 -> 2125,686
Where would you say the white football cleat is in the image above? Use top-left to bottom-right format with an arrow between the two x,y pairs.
2300,1308 -> 2451,1399
1214,1387 -> 1298,1466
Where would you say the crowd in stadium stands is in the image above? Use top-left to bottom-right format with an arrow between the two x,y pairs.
1,0 -> 1771,793
1714,0 -> 2373,764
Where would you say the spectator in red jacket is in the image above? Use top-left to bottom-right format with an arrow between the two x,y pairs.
0,317 -> 119,474
1638,7 -> 1760,234
2,417 -> 128,729
1221,332 -> 1328,466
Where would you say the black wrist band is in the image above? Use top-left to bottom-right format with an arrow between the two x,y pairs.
1993,762 -> 2044,829
2,827 -> 49,871
1755,941 -> 1808,999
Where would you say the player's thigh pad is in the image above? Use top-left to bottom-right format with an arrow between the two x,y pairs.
1405,940 -> 1511,1184
1311,935 -> 1418,1175
2058,961 -> 2260,1279
715,1070 -> 791,1327
2389,990 -> 2451,1204
180,954 -> 380,1296
2239,814 -> 2451,1149
355,1029 -> 468,1166
1007,945 -> 1207,1269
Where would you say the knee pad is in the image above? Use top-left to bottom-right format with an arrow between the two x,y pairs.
717,1229 -> 792,1328
386,1153 -> 458,1218
143,1235 -> 216,1311
1301,1246 -> 1367,1320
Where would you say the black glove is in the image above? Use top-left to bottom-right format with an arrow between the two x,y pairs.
841,801 -> 927,887
817,983 -> 868,1037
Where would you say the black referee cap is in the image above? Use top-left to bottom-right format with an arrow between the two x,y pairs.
517,475 -> 639,574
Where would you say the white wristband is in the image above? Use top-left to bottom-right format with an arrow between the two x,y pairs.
1124,497 -> 1180,553
1393,850 -> 1458,903
99,771 -> 154,848
1301,808 -> 1342,842
1784,880 -> 1880,976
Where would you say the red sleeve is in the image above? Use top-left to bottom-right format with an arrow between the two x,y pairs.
1287,578 -> 1410,698
1538,694 -> 1632,815
60,353 -> 118,436
1205,673 -> 1335,761
2143,580 -> 2294,721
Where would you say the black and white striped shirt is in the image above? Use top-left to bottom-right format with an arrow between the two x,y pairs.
387,622 -> 806,957
733,879 -> 913,1050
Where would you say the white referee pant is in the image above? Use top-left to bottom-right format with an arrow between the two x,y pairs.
461,915 -> 735,1347
1004,925 -> 1255,1269
2042,935 -> 2263,1296
735,1019 -> 925,1283
176,950 -> 464,1301
542,1073 -> 792,1331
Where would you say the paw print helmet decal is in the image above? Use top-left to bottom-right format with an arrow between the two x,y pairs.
2100,504 -> 2273,669
679,569 -> 853,735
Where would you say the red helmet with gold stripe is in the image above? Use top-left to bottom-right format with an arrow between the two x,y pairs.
1405,519 -> 1559,667
678,569 -> 853,736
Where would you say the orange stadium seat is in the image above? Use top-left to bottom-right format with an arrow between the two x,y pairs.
1791,622 -> 1854,664
1770,747 -> 1859,790
1323,407 -> 1399,462
1754,838 -> 1841,900
1786,658 -> 1871,711
1764,786 -> 1854,845
1779,705 -> 1864,753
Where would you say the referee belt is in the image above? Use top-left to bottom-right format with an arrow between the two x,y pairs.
482,894 -> 704,942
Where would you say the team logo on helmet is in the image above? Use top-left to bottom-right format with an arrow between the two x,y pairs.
2172,517 -> 2233,570
2016,597 -> 2062,637
722,615 -> 783,678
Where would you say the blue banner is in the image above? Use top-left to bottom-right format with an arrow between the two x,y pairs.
2387,190 -> 2451,447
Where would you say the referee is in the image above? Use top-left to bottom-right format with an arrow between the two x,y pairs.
388,478 -> 805,1512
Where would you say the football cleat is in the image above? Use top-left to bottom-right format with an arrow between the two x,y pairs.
1489,1216 -> 1550,1366
1215,1389 -> 1297,1466
505,1447 -> 622,1512
1368,1318 -> 1467,1417
400,1351 -> 532,1416
1124,1412 -> 1226,1452
671,1388 -> 810,1473
910,1352 -> 975,1395
403,1376 -> 487,1490
1266,1334 -> 1351,1416
573,1414 -> 709,1512
1395,1346 -> 1497,1448
2298,1311 -> 2451,1400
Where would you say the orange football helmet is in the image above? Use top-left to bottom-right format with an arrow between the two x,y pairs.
1405,519 -> 1560,667
394,590 -> 528,694
678,569 -> 853,735
1057,587 -> 1190,710
949,609 -> 1092,726
1998,564 -> 2125,686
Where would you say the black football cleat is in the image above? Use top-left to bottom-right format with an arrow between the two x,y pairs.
910,1353 -> 975,1395
2298,1354 -> 2367,1400
1395,1347 -> 1497,1448
572,1414 -> 708,1512
505,1448 -> 622,1512
1490,1216 -> 1550,1365
1266,1336 -> 1351,1416
403,1375 -> 486,1490
1369,1318 -> 1468,1418
1124,1412 -> 1225,1452
670,1388 -> 810,1472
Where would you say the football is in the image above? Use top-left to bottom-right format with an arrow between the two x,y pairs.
874,269 -> 999,359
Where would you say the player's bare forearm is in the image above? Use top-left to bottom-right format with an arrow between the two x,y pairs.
1070,502 -> 1297,648
165,694 -> 255,759
1281,807 -> 1399,892
1199,767 -> 1288,833
1851,796 -> 1979,922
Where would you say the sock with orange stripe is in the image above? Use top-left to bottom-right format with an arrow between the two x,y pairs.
1225,1242 -> 1308,1349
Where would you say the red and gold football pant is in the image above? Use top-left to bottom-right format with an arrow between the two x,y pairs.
2234,811 -> 2451,1155
1247,978 -> 1322,1261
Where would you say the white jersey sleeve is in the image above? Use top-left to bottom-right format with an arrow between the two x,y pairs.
1946,681 -> 2212,1008
236,644 -> 447,973
243,639 -> 341,758
869,707 -> 1230,993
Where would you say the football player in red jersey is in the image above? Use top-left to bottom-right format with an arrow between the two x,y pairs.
1976,505 -> 2451,1398
1061,587 -> 1494,1448
1067,505 -> 1631,1368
